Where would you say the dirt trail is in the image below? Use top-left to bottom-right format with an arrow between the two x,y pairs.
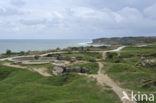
3,63 -> 51,77
33,68 -> 51,76
92,62 -> 136,103
81,46 -> 136,103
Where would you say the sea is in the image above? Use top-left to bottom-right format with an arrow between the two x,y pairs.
0,39 -> 92,54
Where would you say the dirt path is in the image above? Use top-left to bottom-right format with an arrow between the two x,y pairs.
92,62 -> 136,103
33,68 -> 51,76
81,62 -> 136,103
3,63 -> 51,77
80,46 -> 136,103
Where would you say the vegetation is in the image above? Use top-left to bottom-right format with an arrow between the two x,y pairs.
63,45 -> 121,52
103,44 -> 156,93
21,63 -> 54,68
120,44 -> 156,58
0,64 -> 121,103
93,37 -> 156,45
1,41 -> 156,103
0,46 -> 114,59
6,49 -> 12,55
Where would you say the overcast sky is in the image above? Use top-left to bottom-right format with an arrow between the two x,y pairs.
0,0 -> 156,39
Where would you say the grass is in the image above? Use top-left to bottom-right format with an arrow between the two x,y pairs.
21,63 -> 54,69
1,43 -> 155,103
63,45 -> 121,51
103,44 -> 156,94
68,62 -> 99,74
0,64 -> 121,103
120,45 -> 156,58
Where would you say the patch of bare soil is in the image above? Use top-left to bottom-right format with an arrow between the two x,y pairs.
33,68 -> 51,77
3,62 -> 51,77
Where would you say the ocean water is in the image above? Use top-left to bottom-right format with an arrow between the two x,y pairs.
0,39 -> 91,54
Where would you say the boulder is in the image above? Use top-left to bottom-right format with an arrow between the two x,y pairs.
34,55 -> 40,60
76,56 -> 83,60
53,66 -> 90,75
81,67 -> 89,73
53,66 -> 66,75
66,66 -> 89,73
72,67 -> 82,72
57,56 -> 63,60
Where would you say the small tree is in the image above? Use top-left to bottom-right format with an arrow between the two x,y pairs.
19,51 -> 25,55
6,50 -> 12,55
106,52 -> 118,59
56,47 -> 60,51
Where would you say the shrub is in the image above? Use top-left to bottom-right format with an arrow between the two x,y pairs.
106,52 -> 118,59
6,50 -> 12,55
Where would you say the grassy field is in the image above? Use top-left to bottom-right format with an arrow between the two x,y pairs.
103,44 -> 156,94
0,63 -> 121,103
1,44 -> 156,103
119,44 -> 156,58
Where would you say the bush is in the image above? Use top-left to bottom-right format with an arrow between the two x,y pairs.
19,51 -> 25,55
106,52 -> 118,59
6,50 -> 12,55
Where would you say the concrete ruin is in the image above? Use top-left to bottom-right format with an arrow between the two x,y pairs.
52,66 -> 89,75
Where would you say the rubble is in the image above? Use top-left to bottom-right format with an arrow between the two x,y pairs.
52,66 -> 89,75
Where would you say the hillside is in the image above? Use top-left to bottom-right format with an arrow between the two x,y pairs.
0,44 -> 156,103
92,37 -> 156,45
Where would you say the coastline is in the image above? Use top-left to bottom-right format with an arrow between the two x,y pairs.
0,39 -> 91,54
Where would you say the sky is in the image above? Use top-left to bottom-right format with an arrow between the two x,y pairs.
0,0 -> 156,39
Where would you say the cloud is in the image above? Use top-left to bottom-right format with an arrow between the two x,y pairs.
10,0 -> 25,7
144,4 -> 156,19
0,7 -> 23,16
20,19 -> 47,26
0,0 -> 156,39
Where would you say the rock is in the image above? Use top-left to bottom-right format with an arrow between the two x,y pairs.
57,56 -> 63,60
66,66 -> 89,73
57,56 -> 71,61
13,61 -> 22,65
53,66 -> 66,75
70,57 -> 76,63
135,56 -> 156,69
81,67 -> 89,73
76,56 -> 83,60
72,67 -> 82,72
34,55 -> 40,60
53,66 -> 90,75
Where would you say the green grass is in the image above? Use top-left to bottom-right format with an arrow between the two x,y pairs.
21,63 -> 54,69
68,62 -> 99,74
0,64 -> 121,103
105,63 -> 156,91
120,45 -> 156,58
103,44 -> 156,95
